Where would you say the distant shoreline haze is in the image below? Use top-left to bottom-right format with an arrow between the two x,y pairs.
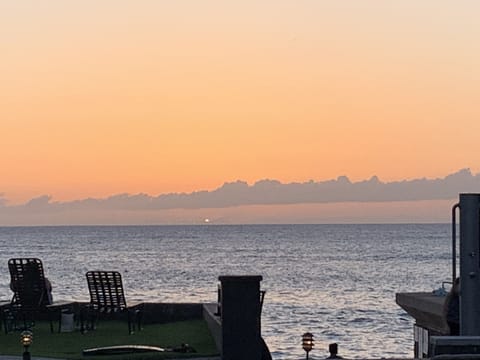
0,168 -> 477,225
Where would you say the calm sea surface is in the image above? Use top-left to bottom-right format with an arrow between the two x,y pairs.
0,224 -> 452,359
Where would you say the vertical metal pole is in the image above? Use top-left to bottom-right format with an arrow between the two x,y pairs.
22,350 -> 31,360
452,203 -> 459,283
459,194 -> 480,335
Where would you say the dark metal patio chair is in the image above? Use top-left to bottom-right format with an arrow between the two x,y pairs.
3,258 -> 74,333
83,271 -> 143,334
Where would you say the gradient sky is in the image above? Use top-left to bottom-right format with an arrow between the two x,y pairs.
1,1 -> 480,207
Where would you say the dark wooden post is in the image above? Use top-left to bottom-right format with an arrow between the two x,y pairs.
219,275 -> 263,360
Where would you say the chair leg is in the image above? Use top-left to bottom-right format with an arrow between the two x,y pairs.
80,306 -> 96,334
80,306 -> 86,334
127,310 -> 133,334
2,308 -> 10,334
23,312 -> 28,331
5,309 -> 16,333
126,307 -> 143,334
89,309 -> 98,331
48,309 -> 55,333
47,307 -> 63,333
136,308 -> 143,331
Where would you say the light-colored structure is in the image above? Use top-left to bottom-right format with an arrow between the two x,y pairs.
397,194 -> 480,358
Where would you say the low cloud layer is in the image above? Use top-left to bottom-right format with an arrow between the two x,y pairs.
0,168 -> 478,225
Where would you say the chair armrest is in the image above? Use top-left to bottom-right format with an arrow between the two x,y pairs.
46,301 -> 76,309
126,301 -> 144,309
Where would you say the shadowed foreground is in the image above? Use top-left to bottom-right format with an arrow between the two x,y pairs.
0,320 -> 218,360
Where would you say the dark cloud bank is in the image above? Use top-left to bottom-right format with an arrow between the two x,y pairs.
1,169 -> 479,216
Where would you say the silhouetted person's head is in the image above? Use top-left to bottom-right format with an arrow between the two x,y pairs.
327,343 -> 342,359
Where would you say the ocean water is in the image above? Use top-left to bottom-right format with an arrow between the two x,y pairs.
0,224 -> 452,359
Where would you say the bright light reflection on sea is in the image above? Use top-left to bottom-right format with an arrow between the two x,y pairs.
0,224 -> 451,359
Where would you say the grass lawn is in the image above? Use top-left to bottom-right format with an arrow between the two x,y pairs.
0,319 -> 219,360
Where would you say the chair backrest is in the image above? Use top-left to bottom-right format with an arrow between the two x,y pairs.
86,271 -> 127,311
8,258 -> 47,309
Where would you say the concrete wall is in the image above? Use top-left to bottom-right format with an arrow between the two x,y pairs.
140,302 -> 203,324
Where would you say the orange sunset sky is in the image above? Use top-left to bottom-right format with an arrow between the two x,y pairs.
1,1 -> 480,215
